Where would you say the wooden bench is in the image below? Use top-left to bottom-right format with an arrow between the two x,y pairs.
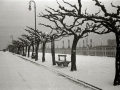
55,55 -> 71,67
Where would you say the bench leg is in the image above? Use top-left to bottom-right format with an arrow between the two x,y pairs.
63,62 -> 68,67
56,62 -> 62,66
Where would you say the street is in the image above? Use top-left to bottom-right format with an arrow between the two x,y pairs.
0,51 -> 91,90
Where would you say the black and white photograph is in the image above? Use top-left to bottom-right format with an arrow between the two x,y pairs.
0,0 -> 120,90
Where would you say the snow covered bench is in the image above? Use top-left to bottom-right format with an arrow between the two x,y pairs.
55,55 -> 70,67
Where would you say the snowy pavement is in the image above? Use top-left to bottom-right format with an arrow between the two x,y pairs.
15,52 -> 120,90
0,51 -> 92,90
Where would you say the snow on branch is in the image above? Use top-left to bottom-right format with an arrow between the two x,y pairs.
85,22 -> 111,35
93,0 -> 108,16
56,0 -> 76,13
21,34 -> 32,42
111,2 -> 120,15
62,0 -> 78,11
25,26 -> 42,40
92,0 -> 120,18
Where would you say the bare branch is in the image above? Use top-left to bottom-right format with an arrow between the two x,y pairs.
93,0 -> 108,16
78,0 -> 82,15
111,2 -> 120,15
56,0 -> 76,13
62,0 -> 78,12
39,23 -> 55,30
95,9 -> 101,16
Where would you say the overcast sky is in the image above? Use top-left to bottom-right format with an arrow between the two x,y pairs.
0,0 -> 119,50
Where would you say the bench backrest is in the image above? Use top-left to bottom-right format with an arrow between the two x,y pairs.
58,55 -> 66,61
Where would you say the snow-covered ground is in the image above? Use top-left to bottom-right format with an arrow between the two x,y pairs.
22,52 -> 120,90
1,51 -> 93,90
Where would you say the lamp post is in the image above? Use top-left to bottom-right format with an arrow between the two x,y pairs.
86,32 -> 89,55
29,0 -> 37,60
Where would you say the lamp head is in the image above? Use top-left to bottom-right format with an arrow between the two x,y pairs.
28,5 -> 31,11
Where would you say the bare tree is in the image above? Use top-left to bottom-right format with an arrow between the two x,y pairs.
11,40 -> 22,54
48,31 -> 64,65
40,29 -> 64,65
40,32 -> 48,62
25,26 -> 41,61
24,28 -> 36,59
18,37 -> 28,56
21,34 -> 32,57
25,26 -> 51,62
80,0 -> 120,86
38,0 -> 101,71
57,0 -> 120,85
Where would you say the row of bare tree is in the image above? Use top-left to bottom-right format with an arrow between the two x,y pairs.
7,0 -> 120,86
7,26 -> 62,65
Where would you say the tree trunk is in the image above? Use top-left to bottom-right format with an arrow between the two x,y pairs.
31,42 -> 34,57
17,47 -> 20,54
28,45 -> 31,57
35,42 -> 40,61
22,46 -> 25,56
71,36 -> 79,71
25,45 -> 27,56
42,42 -> 46,62
51,38 -> 56,65
20,47 -> 22,55
114,33 -> 120,85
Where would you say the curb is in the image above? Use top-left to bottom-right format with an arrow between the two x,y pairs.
18,55 -> 102,90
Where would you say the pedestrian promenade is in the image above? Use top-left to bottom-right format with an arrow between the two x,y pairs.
0,51 -> 93,90
15,52 -> 120,90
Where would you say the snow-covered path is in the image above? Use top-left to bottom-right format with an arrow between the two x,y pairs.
17,52 -> 120,90
0,51 -> 91,90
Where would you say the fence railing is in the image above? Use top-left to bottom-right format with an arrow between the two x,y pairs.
39,47 -> 116,57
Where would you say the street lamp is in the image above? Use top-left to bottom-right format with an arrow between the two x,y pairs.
29,0 -> 36,28
29,0 -> 37,60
